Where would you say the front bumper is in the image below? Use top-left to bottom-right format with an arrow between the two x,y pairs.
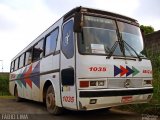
78,88 -> 153,110
79,88 -> 153,97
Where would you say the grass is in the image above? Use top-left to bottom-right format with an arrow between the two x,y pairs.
0,72 -> 10,96
0,96 -> 15,99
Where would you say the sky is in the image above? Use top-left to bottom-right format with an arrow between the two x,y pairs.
0,0 -> 160,72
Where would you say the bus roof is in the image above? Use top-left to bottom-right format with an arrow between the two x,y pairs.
64,6 -> 138,24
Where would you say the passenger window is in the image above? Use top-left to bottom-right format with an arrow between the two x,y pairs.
19,54 -> 25,68
33,40 -> 44,61
10,61 -> 14,72
25,48 -> 32,65
45,28 -> 59,56
14,58 -> 19,70
62,20 -> 74,59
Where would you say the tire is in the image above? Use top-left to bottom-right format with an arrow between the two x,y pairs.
14,87 -> 22,102
46,85 -> 63,115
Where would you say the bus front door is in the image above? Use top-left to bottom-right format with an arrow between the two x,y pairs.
60,19 -> 77,110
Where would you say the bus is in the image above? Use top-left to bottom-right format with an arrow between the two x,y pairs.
9,6 -> 153,115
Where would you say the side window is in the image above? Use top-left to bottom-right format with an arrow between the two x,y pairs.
45,28 -> 59,56
25,48 -> 32,65
14,58 -> 19,70
10,61 -> 14,72
62,20 -> 74,59
19,54 -> 25,68
33,40 -> 44,61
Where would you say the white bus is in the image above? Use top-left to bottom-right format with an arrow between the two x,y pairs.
9,7 -> 153,115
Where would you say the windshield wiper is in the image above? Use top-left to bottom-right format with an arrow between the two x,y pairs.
119,33 -> 142,61
106,36 -> 142,61
123,40 -> 142,61
106,41 -> 119,59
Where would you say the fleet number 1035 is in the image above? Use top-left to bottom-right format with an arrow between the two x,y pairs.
89,67 -> 107,72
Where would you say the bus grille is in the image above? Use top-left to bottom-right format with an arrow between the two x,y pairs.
107,79 -> 143,88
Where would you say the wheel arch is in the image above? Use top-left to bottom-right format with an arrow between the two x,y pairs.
14,84 -> 17,96
43,80 -> 56,103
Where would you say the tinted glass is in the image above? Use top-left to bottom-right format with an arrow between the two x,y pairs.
19,54 -> 25,68
78,16 -> 119,55
62,20 -> 74,59
10,61 -> 14,72
14,58 -> 19,70
25,48 -> 32,65
117,21 -> 144,56
45,28 -> 59,56
33,40 -> 44,61
78,16 -> 144,57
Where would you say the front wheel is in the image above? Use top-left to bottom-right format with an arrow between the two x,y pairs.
46,85 -> 63,115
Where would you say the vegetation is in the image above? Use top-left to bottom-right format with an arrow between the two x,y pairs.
0,72 -> 10,95
140,25 -> 154,35
119,51 -> 160,115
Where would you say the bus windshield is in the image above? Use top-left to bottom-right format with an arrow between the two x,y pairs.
117,21 -> 144,56
78,15 -> 144,57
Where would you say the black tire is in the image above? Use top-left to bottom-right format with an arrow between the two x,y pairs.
14,87 -> 22,102
46,85 -> 63,115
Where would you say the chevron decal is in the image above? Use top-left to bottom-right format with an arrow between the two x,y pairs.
15,62 -> 40,89
114,65 -> 122,76
20,68 -> 27,87
120,66 -> 128,77
126,66 -> 134,76
31,62 -> 40,88
132,66 -> 140,76
114,65 -> 140,77
25,65 -> 32,88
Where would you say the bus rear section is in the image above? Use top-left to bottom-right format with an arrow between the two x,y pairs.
74,13 -> 153,110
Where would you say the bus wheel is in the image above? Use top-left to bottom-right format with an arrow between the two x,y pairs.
14,87 -> 22,102
46,85 -> 62,115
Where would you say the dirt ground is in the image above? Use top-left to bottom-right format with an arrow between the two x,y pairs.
0,98 -> 159,120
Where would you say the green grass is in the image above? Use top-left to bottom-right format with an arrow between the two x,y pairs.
0,72 -> 10,96
0,96 -> 15,99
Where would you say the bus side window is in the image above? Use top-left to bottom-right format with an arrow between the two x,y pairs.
10,61 -> 15,72
45,28 -> 59,56
25,48 -> 32,66
19,53 -> 25,68
62,20 -> 74,59
14,58 -> 19,71
33,39 -> 44,61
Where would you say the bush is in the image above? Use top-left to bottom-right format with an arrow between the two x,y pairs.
0,73 -> 10,96
119,51 -> 160,115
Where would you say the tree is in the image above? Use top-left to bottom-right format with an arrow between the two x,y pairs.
140,25 -> 154,35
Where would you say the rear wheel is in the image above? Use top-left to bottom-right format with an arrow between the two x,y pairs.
14,87 -> 22,102
46,85 -> 62,115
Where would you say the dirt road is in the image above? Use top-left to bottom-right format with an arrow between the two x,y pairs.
0,98 -> 158,120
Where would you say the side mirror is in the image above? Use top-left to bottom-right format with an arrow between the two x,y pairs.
74,12 -> 82,32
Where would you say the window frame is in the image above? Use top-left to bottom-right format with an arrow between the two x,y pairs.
14,58 -> 19,71
24,47 -> 33,66
32,38 -> 44,62
18,53 -> 25,69
44,27 -> 59,57
61,19 -> 74,59
10,61 -> 15,72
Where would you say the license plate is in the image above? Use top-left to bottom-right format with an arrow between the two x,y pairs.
121,96 -> 132,103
